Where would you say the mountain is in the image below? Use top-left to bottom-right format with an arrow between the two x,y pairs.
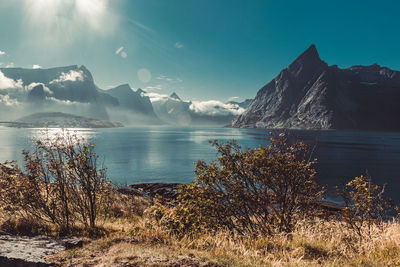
0,65 -> 166,125
231,44 -> 400,131
148,92 -> 246,126
10,112 -> 123,128
0,65 -> 109,120
170,92 -> 181,101
102,84 -> 162,124
150,92 -> 192,125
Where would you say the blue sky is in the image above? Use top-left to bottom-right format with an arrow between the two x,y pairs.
0,0 -> 399,101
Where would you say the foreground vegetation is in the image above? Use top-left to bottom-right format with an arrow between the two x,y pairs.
0,130 -> 399,266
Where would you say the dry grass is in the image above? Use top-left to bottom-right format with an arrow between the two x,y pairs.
45,196 -> 400,267
2,193 -> 400,266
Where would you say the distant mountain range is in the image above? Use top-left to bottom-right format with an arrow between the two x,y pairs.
149,92 -> 250,126
231,45 -> 400,131
0,65 -> 250,127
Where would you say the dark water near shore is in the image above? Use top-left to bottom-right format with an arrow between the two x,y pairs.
1,126 -> 400,203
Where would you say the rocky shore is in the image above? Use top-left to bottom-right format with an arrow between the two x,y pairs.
120,182 -> 343,213
118,182 -> 181,200
0,231 -> 82,266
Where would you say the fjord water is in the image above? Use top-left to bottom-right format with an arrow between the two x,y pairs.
1,126 -> 400,203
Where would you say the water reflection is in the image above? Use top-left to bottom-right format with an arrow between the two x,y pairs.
1,126 -> 400,203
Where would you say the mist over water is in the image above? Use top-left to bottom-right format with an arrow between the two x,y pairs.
1,126 -> 400,203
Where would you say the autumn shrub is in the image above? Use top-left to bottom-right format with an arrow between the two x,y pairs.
158,133 -> 325,235
338,173 -> 397,242
0,129 -> 113,234
0,216 -> 50,236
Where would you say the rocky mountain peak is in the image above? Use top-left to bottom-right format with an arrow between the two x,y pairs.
288,44 -> 327,78
231,44 -> 400,131
110,84 -> 133,94
28,84 -> 45,102
136,88 -> 145,95
170,92 -> 181,101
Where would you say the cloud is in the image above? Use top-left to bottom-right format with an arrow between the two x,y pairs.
0,50 -> 5,55
50,70 -> 84,84
174,42 -> 184,49
156,75 -> 183,83
32,64 -> 41,69
143,84 -> 163,91
27,82 -> 53,95
143,92 -> 170,102
0,94 -> 19,107
0,71 -> 23,90
45,97 -> 87,106
5,62 -> 14,68
189,100 -> 245,116
228,96 -> 239,102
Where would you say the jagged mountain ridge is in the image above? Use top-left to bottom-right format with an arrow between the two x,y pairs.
149,92 -> 248,126
231,45 -> 400,130
101,84 -> 161,124
0,65 -> 109,120
0,64 -> 247,126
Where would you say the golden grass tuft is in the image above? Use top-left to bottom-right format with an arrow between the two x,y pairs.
3,193 -> 400,266
44,197 -> 400,266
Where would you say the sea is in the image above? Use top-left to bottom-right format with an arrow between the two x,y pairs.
1,126 -> 400,203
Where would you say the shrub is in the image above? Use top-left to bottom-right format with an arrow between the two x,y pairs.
338,173 -> 396,241
0,129 -> 113,234
162,133 -> 325,235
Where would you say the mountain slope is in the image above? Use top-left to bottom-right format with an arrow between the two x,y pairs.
231,45 -> 400,130
0,65 -> 109,120
103,84 -> 162,124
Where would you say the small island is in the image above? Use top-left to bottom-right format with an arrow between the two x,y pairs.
2,112 -> 123,128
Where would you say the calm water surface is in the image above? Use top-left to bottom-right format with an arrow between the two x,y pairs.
1,126 -> 400,202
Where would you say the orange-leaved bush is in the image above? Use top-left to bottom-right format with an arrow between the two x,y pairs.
161,133 -> 325,235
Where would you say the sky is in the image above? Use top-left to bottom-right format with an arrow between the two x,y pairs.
0,0 -> 400,102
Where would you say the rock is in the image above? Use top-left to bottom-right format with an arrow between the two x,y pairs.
231,44 -> 400,131
62,237 -> 83,249
128,183 -> 182,199
27,84 -> 46,103
0,235 -> 82,266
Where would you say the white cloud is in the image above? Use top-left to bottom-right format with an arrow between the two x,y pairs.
50,70 -> 84,84
5,62 -> 14,68
189,100 -> 245,116
0,94 -> 19,107
0,71 -> 23,90
27,82 -> 53,95
143,92 -> 170,102
32,64 -> 41,69
0,50 -> 5,56
143,84 -> 163,91
46,97 -> 85,106
174,42 -> 184,49
156,75 -> 183,83
228,96 -> 239,102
